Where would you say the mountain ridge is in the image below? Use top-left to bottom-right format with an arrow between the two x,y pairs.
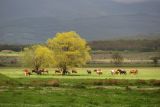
0,16 -> 160,44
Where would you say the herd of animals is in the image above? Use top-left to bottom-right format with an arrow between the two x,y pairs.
23,68 -> 138,76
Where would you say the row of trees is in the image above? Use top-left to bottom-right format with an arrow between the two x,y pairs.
89,39 -> 160,51
0,44 -> 27,51
111,52 -> 160,67
1,39 -> 159,52
21,31 -> 91,75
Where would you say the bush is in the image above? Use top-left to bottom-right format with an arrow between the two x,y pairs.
47,80 -> 60,87
136,79 -> 147,85
93,80 -> 103,86
150,80 -> 160,86
72,83 -> 86,89
103,79 -> 120,85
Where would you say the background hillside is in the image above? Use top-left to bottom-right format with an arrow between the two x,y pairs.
0,0 -> 160,44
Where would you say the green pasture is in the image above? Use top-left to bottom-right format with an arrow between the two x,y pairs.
0,52 -> 19,57
0,67 -> 160,80
0,88 -> 159,107
0,67 -> 160,107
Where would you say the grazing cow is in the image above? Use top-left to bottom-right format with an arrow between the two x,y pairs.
87,70 -> 92,74
55,70 -> 61,74
72,70 -> 77,73
117,69 -> 127,75
130,69 -> 138,75
96,69 -> 103,75
24,69 -> 31,76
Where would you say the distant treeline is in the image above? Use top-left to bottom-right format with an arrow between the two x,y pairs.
0,44 -> 28,51
89,39 -> 160,52
0,39 -> 160,52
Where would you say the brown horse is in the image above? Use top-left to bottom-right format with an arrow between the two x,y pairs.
130,69 -> 138,75
24,69 -> 31,76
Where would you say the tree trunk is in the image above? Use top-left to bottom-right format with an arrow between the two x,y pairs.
62,65 -> 67,75
35,66 -> 39,71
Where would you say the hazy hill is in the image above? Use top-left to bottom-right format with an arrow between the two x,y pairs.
0,16 -> 160,44
0,0 -> 160,44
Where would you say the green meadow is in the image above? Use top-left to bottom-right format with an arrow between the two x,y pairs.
0,67 -> 160,107
0,67 -> 160,79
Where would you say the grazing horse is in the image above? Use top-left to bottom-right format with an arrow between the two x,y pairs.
41,68 -> 48,74
55,70 -> 61,74
111,69 -> 119,75
117,69 -> 127,75
130,69 -> 138,75
96,69 -> 103,75
32,69 -> 42,75
94,69 -> 97,72
72,70 -> 77,73
24,69 -> 31,76
87,70 -> 92,74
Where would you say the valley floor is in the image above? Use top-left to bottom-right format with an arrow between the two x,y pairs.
0,67 -> 160,107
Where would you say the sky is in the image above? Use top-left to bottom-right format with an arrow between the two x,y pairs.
0,0 -> 160,43
0,0 -> 160,21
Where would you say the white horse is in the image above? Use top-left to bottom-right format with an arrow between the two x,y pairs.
111,69 -> 119,75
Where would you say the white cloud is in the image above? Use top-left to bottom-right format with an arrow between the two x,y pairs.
112,0 -> 150,4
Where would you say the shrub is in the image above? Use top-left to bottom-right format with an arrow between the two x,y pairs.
103,79 -> 120,85
93,80 -> 103,86
47,80 -> 60,87
150,80 -> 160,86
72,83 -> 86,89
136,79 -> 147,85
125,86 -> 132,91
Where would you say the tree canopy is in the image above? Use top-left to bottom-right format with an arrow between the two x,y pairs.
47,31 -> 91,74
21,31 -> 91,74
21,45 -> 55,70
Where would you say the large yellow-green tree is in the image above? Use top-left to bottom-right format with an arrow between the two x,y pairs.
21,45 -> 55,70
47,31 -> 91,75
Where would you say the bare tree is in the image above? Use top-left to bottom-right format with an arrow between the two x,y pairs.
111,52 -> 124,66
151,56 -> 160,67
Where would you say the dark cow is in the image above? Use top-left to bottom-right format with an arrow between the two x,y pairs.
87,70 -> 92,74
117,69 -> 127,75
32,69 -> 42,75
55,70 -> 61,74
72,70 -> 77,73
94,69 -> 97,72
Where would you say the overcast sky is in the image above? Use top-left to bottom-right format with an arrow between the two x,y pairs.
0,0 -> 160,22
0,0 -> 160,43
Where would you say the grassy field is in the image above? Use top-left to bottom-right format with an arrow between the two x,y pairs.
0,67 -> 160,107
0,67 -> 160,79
0,87 -> 159,107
